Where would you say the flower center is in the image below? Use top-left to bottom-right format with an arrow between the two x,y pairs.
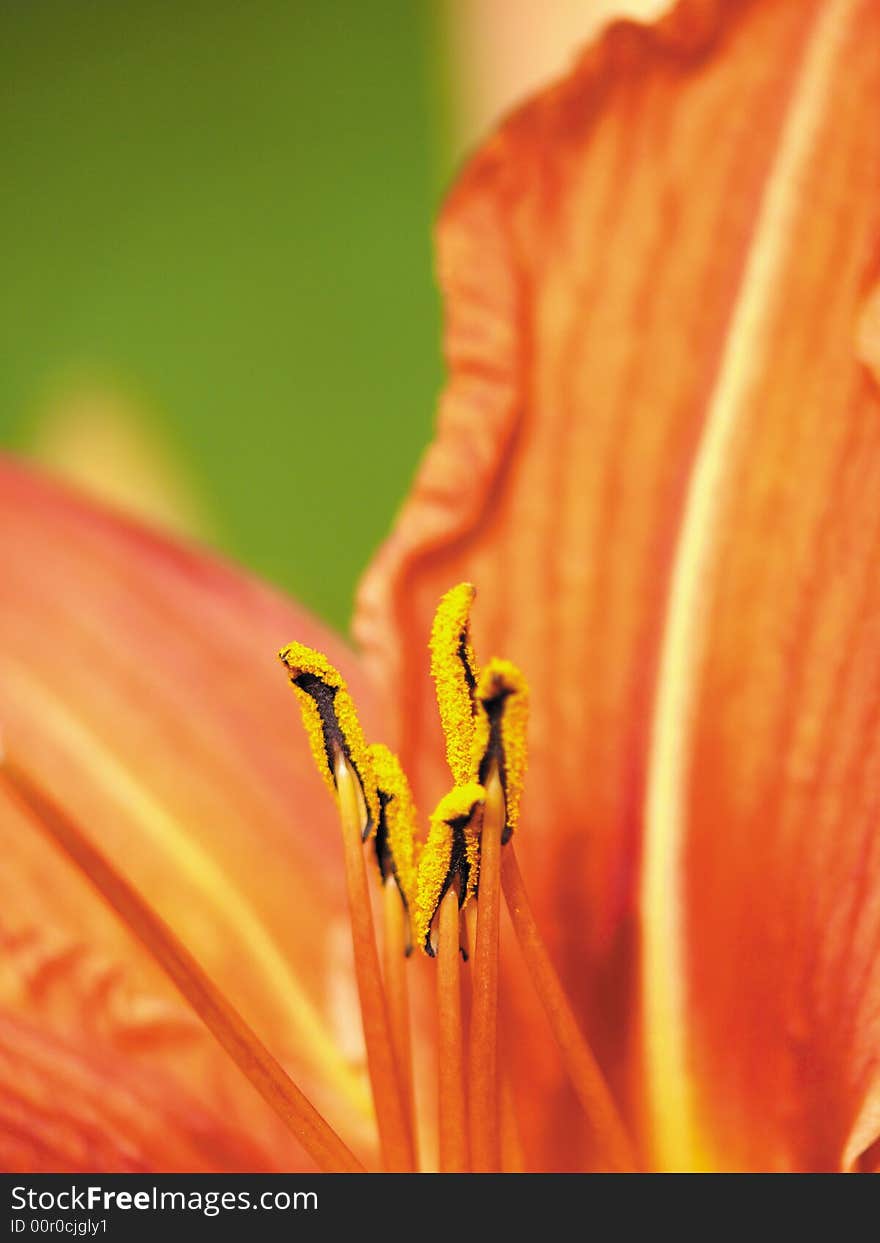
279,582 -> 639,1172
0,582 -> 639,1173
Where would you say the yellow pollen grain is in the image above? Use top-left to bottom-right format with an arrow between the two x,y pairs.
473,658 -> 529,839
278,640 -> 379,836
429,582 -> 479,784
368,742 -> 418,907
414,782 -> 485,956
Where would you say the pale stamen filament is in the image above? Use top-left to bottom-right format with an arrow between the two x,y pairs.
334,750 -> 415,1172
381,879 -> 418,1162
436,878 -> 469,1172
468,763 -> 504,1172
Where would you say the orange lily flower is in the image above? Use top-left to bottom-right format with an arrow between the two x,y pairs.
2,0 -> 879,1173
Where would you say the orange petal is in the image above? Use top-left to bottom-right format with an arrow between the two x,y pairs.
357,0 -> 880,1166
0,1009 -> 274,1172
0,457 -> 379,1166
640,0 -> 880,1171
358,0 -> 809,1084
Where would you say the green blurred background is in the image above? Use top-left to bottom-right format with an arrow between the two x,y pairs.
1,0 -> 449,632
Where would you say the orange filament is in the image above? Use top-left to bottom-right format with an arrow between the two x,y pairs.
381,881 -> 417,1160
468,765 -> 504,1172
0,760 -> 364,1174
335,752 -> 415,1172
467,882 -> 525,1173
436,883 -> 469,1172
500,843 -> 639,1172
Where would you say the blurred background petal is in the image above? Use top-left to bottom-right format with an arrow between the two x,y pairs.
29,380 -> 215,539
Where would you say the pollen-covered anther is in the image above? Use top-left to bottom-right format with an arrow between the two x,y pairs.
369,743 -> 418,915
278,640 -> 379,838
472,658 -> 529,844
414,783 -> 485,957
429,582 -> 479,785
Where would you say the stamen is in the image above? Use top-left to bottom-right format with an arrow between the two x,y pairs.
436,880 -> 469,1172
413,784 -> 484,957
278,641 -> 379,839
468,764 -> 504,1172
429,582 -> 479,784
472,659 -> 529,843
333,751 -> 416,1172
0,759 -> 364,1173
368,743 -> 418,930
500,843 -> 639,1172
279,645 -> 414,1169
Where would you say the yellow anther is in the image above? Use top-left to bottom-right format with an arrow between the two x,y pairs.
472,659 -> 529,843
429,582 -> 479,785
279,641 -> 379,838
414,783 -> 485,957
369,743 -> 418,912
